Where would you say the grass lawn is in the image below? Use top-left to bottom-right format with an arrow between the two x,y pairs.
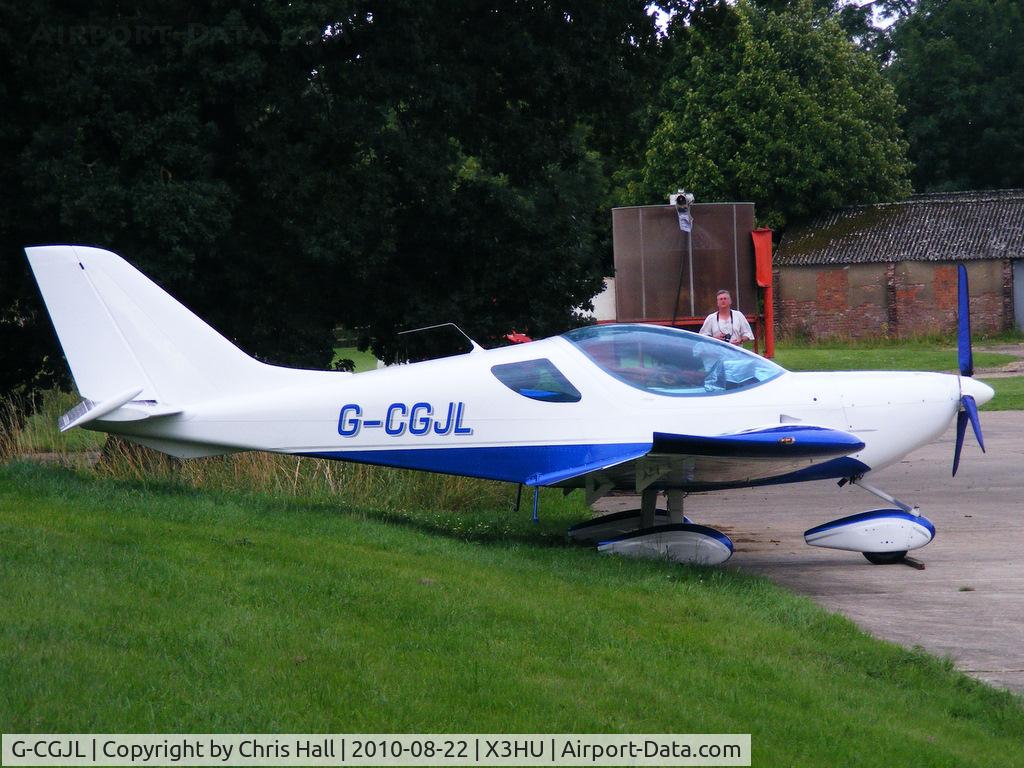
1,462 -> 1022,765
333,346 -> 380,372
774,341 -> 1016,373
770,339 -> 1024,411
979,377 -> 1024,411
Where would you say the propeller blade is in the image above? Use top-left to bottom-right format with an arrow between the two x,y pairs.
962,394 -> 985,453
957,263 -> 973,377
952,408 -> 968,477
952,395 -> 986,477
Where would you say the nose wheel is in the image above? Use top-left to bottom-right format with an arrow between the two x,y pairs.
863,550 -> 908,565
806,478 -> 934,564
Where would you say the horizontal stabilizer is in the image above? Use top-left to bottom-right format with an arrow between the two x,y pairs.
59,387 -> 183,432
59,387 -> 142,431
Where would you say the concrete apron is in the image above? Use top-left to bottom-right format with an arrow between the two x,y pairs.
594,411 -> 1024,695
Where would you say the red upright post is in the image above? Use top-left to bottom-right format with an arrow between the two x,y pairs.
751,228 -> 775,358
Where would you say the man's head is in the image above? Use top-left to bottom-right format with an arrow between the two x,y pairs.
716,290 -> 732,311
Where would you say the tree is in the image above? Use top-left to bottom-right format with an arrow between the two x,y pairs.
624,0 -> 911,229
748,0 -> 919,62
0,1 -> 664,395
310,1 -> 664,360
1,0 -> 351,394
888,0 -> 1024,191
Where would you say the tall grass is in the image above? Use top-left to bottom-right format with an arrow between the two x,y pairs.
1,391 -> 590,540
95,437 -> 511,512
0,389 -> 105,464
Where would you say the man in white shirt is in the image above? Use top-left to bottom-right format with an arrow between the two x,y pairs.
699,289 -> 754,345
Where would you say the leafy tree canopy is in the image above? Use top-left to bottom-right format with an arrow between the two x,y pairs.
625,0 -> 911,229
0,0 -> 663,393
888,0 -> 1024,191
751,0 -> 918,61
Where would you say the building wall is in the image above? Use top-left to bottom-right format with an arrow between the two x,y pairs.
775,260 -> 1012,339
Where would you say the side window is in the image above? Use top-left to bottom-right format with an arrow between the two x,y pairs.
491,359 -> 582,403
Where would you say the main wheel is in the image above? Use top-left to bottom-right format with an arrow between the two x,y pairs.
863,550 -> 908,565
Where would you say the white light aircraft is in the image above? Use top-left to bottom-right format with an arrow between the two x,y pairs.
26,245 -> 993,566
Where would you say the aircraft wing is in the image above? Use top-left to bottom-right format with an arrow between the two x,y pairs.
534,425 -> 866,493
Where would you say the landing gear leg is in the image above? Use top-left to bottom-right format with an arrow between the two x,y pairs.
851,477 -> 918,516
666,489 -> 685,524
640,488 -> 658,529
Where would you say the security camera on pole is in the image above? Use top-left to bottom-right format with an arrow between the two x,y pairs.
669,189 -> 695,326
669,189 -> 694,231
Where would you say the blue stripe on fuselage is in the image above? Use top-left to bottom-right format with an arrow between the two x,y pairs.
305,443 -> 651,485
302,444 -> 870,489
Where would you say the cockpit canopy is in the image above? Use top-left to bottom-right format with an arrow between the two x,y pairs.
563,324 -> 784,396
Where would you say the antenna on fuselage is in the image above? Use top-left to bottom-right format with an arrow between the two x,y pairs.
395,322 -> 484,363
398,322 -> 483,350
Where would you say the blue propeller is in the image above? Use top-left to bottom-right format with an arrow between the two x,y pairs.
953,264 -> 985,476
952,394 -> 984,476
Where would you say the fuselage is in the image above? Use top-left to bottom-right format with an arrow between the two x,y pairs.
95,327 -> 991,489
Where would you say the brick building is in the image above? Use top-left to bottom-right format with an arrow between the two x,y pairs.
773,190 -> 1024,339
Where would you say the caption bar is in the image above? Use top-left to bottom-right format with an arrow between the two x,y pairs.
2,734 -> 750,767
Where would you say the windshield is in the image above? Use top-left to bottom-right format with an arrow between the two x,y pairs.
563,324 -> 784,396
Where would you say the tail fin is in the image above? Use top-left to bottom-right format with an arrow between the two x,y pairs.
25,245 -> 274,404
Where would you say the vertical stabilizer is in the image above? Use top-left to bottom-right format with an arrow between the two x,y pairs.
26,245 -> 274,404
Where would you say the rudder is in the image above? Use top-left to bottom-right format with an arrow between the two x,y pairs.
26,245 -> 271,404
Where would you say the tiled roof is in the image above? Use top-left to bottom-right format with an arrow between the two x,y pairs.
776,189 -> 1024,266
